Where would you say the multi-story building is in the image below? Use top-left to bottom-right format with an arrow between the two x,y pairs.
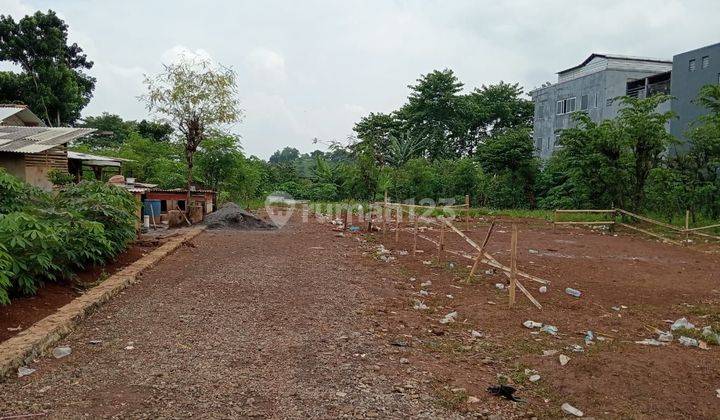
670,42 -> 720,150
530,54 -> 672,159
531,42 -> 720,159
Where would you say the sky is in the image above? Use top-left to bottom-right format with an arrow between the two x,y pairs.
1,0 -> 719,159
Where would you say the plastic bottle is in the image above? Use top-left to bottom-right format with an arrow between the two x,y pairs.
565,287 -> 582,298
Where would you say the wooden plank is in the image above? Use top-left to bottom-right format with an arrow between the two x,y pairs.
554,209 -> 616,213
467,221 -> 495,283
554,221 -> 616,225
685,223 -> 720,232
443,219 -> 550,285
509,224 -> 517,308
617,209 -> 683,232
618,222 -> 682,246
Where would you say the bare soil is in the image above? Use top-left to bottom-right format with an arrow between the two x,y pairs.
0,242 -> 159,342
1,213 -> 719,419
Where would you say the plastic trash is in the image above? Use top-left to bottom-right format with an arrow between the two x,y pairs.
413,300 -> 428,310
349,226 -> 360,232
657,331 -> 673,342
17,366 -> 35,377
670,317 -> 695,331
561,402 -> 584,417
52,346 -> 71,359
541,325 -> 558,335
439,311 -> 458,324
635,338 -> 667,346
565,287 -> 582,298
523,320 -> 543,329
584,331 -> 594,344
420,280 -> 432,287
539,286 -> 547,294
702,326 -> 720,343
529,374 -> 541,382
495,283 -> 506,290
678,336 -> 699,347
471,330 -> 483,339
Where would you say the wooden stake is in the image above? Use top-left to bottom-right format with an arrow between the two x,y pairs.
413,213 -> 418,255
395,207 -> 400,243
439,218 -> 445,256
467,221 -> 495,283
442,218 -> 549,285
465,195 -> 470,231
383,191 -> 388,237
685,209 -> 690,242
509,223 -> 517,307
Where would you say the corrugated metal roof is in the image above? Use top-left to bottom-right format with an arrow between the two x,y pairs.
0,107 -> 46,126
558,53 -> 671,75
0,126 -> 96,153
67,151 -> 133,163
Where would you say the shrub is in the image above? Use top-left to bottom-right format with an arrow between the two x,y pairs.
0,177 -> 138,304
47,169 -> 75,186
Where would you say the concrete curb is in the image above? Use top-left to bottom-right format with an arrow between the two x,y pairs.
0,226 -> 207,381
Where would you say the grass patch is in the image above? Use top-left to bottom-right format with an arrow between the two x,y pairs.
432,387 -> 469,410
674,327 -> 720,345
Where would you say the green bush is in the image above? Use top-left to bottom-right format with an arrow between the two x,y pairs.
47,169 -> 75,186
0,170 -> 138,304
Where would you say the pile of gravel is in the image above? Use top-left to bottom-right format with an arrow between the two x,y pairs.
204,203 -> 277,230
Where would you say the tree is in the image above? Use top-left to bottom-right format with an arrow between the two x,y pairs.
79,113 -> 136,148
615,95 -> 675,210
136,119 -> 173,142
193,132 -> 244,192
0,10 -> 95,126
141,60 -> 242,209
269,147 -> 300,164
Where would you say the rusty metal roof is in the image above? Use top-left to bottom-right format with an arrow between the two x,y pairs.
0,126 -> 96,153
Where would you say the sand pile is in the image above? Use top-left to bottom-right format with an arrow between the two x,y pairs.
204,203 -> 277,230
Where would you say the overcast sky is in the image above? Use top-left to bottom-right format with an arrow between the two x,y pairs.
2,0 -> 719,158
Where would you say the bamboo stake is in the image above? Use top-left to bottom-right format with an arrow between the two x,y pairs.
616,209 -> 683,232
383,191 -> 388,237
439,218 -> 445,256
685,223 -> 720,232
618,222 -> 682,246
467,221 -> 495,283
465,195 -> 470,231
509,224 -> 517,307
685,209 -> 690,242
395,207 -> 400,243
413,212 -> 418,255
442,218 -> 550,285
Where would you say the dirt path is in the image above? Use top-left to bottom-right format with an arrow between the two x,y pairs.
0,216 -> 457,419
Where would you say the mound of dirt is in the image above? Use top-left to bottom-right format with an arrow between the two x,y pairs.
204,203 -> 277,230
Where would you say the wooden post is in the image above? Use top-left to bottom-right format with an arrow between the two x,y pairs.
509,223 -> 518,308
413,212 -> 418,256
383,191 -> 388,238
467,221 -> 496,283
395,205 -> 400,243
685,209 -> 690,243
465,195 -> 470,231
553,210 -> 557,233
439,217 -> 445,257
342,208 -> 348,231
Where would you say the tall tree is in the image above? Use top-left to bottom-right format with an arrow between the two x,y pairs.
0,10 -> 95,126
141,60 -> 242,208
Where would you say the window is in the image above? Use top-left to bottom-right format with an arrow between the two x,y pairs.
702,56 -> 710,69
566,97 -> 576,113
556,100 -> 563,115
606,98 -> 613,107
580,94 -> 589,111
594,92 -> 599,108
535,137 -> 542,151
689,59 -> 697,72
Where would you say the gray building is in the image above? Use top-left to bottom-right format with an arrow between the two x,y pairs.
530,54 -> 672,159
669,42 -> 720,149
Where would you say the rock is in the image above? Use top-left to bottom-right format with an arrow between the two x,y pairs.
335,232 -> 345,238
539,286 -> 547,294
52,346 -> 71,359
671,317 -> 695,331
467,396 -> 480,404
420,280 -> 432,287
484,269 -> 495,275
335,391 -> 347,398
561,402 -> 584,417
528,249 -> 539,254
88,339 -> 103,345
419,290 -> 429,297
124,345 -> 135,350
559,354 -> 570,366
529,374 -> 541,383
399,358 -> 410,364
495,283 -> 505,290
716,388 -> 720,398
699,340 -> 710,350
439,311 -> 458,324
17,366 -> 35,377
471,330 -> 483,339
542,349 -> 558,357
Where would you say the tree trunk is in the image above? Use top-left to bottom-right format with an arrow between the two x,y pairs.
186,151 -> 194,215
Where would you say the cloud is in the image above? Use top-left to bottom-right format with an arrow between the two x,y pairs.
160,45 -> 214,66
0,0 -> 32,18
245,47 -> 287,84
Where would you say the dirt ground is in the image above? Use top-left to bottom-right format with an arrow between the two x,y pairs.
1,212 -> 719,418
0,241 -> 160,343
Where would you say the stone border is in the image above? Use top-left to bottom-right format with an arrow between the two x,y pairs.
0,226 -> 207,381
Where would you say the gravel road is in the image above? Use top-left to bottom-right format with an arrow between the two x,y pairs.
0,216 -> 458,419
